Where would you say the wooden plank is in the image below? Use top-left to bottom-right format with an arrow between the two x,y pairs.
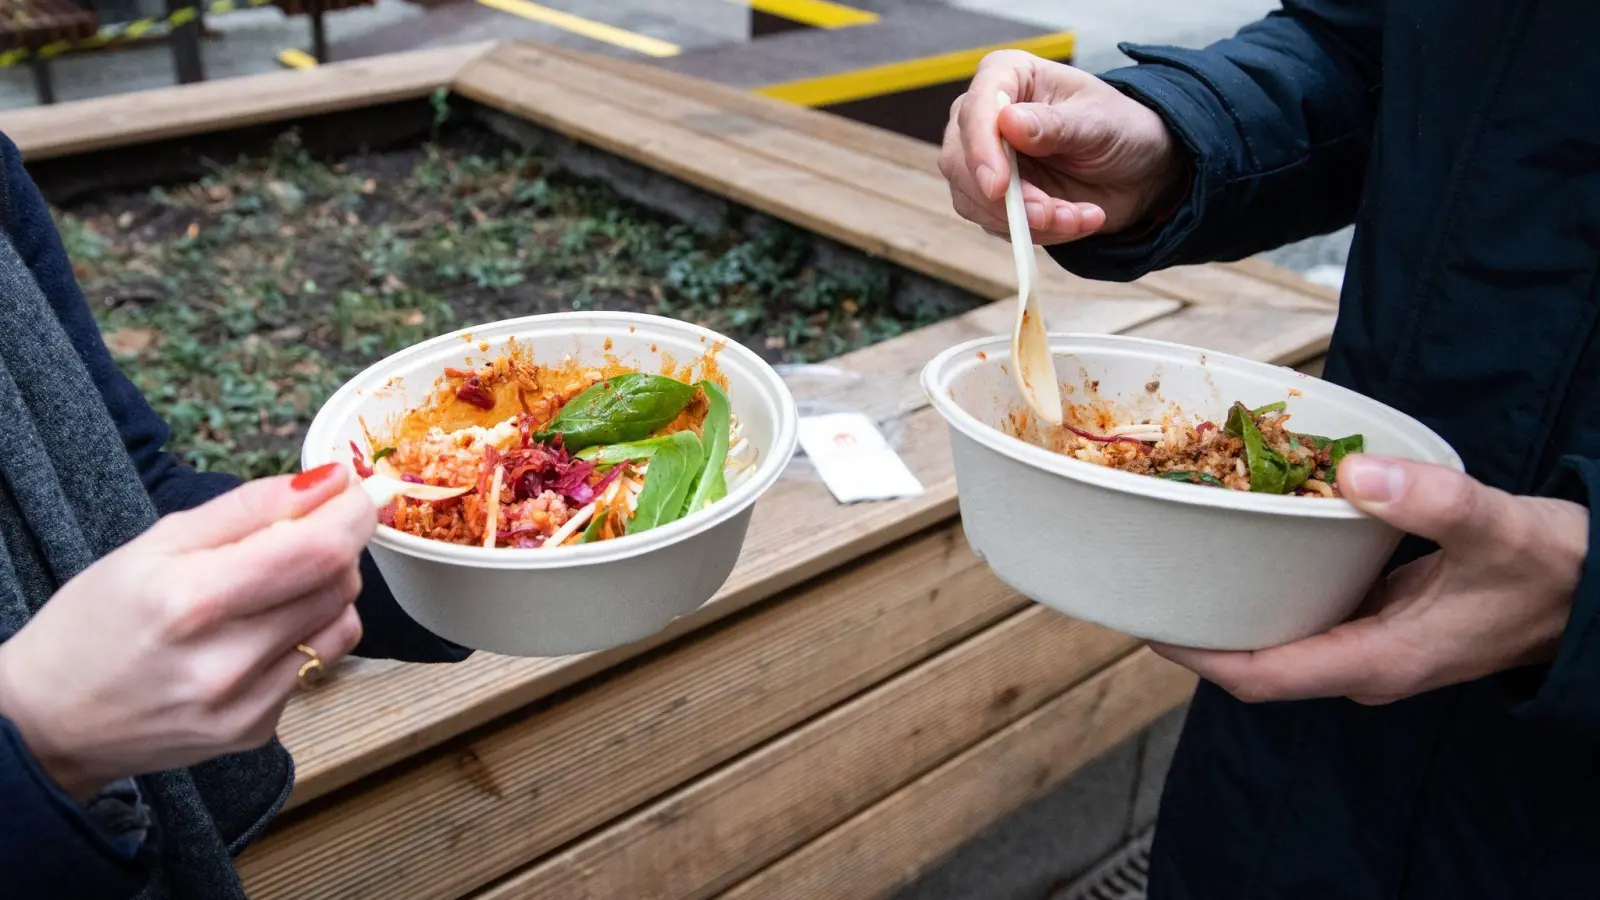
1222,256 -> 1341,306
1149,263 -> 1337,312
487,44 -> 1220,316
717,649 -> 1197,900
1297,354 -> 1328,378
1123,303 -> 1336,370
454,44 -> 1166,306
275,290 -> 1177,809
537,42 -> 951,183
524,43 -> 1337,314
477,605 -> 1139,900
241,526 -> 1024,900
0,43 -> 493,161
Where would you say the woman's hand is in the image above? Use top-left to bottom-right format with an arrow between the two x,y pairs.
1153,455 -> 1589,705
938,50 -> 1189,244
0,463 -> 374,800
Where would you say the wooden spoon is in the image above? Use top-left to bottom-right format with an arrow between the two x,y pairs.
359,473 -> 470,508
996,92 -> 1063,427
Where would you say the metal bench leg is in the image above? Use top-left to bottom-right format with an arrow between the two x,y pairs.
28,58 -> 56,105
167,0 -> 205,83
310,4 -> 328,62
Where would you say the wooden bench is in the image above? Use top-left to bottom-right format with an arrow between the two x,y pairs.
0,41 -> 1338,899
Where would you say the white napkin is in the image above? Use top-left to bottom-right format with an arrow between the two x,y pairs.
796,413 -> 924,504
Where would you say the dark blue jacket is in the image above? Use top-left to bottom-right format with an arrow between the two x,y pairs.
1049,1 -> 1600,897
0,132 -> 468,897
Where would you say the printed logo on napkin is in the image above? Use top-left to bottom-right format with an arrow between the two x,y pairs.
796,413 -> 924,503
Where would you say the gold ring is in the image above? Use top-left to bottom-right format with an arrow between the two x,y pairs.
295,643 -> 326,691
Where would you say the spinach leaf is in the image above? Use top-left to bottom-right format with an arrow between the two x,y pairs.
535,373 -> 696,451
1301,432 -> 1366,483
1251,400 -> 1287,416
1284,459 -> 1313,493
1223,402 -> 1250,438
1226,402 -> 1294,494
627,430 -> 703,534
1156,470 -> 1227,488
372,446 -> 396,463
576,435 -> 678,464
682,381 -> 731,516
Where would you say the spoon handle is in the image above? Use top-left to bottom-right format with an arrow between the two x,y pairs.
995,93 -> 1037,302
995,93 -> 1063,426
360,474 -> 470,508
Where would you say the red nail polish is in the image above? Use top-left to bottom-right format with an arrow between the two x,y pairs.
291,462 -> 341,491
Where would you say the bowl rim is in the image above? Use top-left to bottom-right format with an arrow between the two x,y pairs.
921,332 -> 1464,521
304,311 -> 799,569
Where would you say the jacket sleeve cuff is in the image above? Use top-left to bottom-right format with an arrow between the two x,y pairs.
0,718 -> 153,899
1514,456 -> 1600,737
1045,55 -> 1222,281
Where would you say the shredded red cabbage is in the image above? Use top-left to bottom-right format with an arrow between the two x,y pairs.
570,465 -> 624,507
493,434 -> 614,507
1065,425 -> 1151,453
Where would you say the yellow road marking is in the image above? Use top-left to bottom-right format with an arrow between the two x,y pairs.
755,31 -> 1076,108
746,0 -> 878,29
277,48 -> 318,69
475,0 -> 681,58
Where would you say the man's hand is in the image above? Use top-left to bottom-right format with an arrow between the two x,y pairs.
938,50 -> 1189,244
1153,455 -> 1589,705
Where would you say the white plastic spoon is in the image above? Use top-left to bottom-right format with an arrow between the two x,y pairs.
359,473 -> 470,508
996,92 -> 1063,427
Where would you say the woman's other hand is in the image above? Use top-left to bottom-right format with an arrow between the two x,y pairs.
0,463 -> 374,799
938,50 -> 1189,244
1153,456 -> 1589,705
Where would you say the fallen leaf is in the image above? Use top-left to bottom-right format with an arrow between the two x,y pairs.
185,222 -> 199,239
116,211 -> 134,229
104,328 -> 159,356
765,335 -> 787,350
401,309 -> 425,326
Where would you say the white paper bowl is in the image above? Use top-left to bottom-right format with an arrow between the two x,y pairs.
922,334 -> 1461,650
303,312 -> 798,658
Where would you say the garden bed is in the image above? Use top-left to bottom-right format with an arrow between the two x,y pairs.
57,113 -> 972,480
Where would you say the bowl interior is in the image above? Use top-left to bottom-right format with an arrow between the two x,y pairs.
302,312 -> 797,566
926,333 -> 1462,513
